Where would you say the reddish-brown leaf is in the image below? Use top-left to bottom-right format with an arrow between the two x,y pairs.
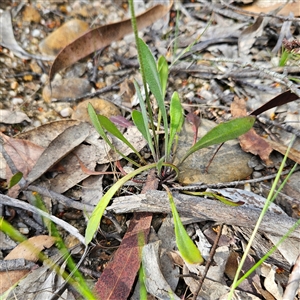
94,212 -> 152,300
110,115 -> 134,128
49,1 -> 173,81
94,170 -> 158,300
186,112 -> 201,146
231,97 -> 273,164
1,132 -> 44,197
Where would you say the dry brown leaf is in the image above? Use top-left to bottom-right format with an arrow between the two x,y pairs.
49,1 -> 173,81
25,122 -> 91,185
238,16 -> 267,56
1,133 -> 44,178
0,235 -> 56,294
266,139 -> 300,164
1,132 -> 44,197
243,1 -> 300,17
231,97 -> 273,164
17,120 -> 81,148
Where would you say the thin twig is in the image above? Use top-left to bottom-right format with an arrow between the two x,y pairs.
192,224 -> 224,300
171,166 -> 300,191
258,116 -> 300,139
200,57 -> 300,98
55,77 -> 125,102
27,185 -> 95,212
0,193 -> 86,244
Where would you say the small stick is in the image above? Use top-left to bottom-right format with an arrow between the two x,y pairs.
192,224 -> 224,300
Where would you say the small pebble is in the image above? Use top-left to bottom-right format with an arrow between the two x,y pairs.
188,83 -> 195,90
18,222 -> 29,235
9,90 -> 17,97
32,120 -> 41,127
60,107 -> 73,117
31,29 -> 41,37
40,73 -> 49,84
10,81 -> 18,90
19,227 -> 30,235
252,171 -> 262,178
184,91 -> 195,101
11,97 -> 24,105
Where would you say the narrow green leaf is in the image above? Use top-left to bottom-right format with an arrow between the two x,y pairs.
132,110 -> 154,151
180,116 -> 255,164
167,92 -> 183,160
138,38 -> 163,104
156,155 -> 165,177
85,163 -> 157,244
8,171 -> 23,189
138,38 -> 169,157
133,81 -> 156,159
0,218 -> 27,243
157,56 -> 168,97
88,103 -> 140,167
164,186 -> 204,265
183,191 -> 244,207
98,115 -> 143,162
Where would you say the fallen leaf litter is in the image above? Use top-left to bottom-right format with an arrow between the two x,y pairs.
1,0 -> 300,299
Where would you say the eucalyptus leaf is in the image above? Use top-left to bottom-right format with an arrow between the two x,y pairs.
180,116 -> 255,164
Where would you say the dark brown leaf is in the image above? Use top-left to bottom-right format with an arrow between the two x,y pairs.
249,91 -> 299,116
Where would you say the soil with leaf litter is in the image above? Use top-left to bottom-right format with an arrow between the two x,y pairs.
0,0 -> 300,299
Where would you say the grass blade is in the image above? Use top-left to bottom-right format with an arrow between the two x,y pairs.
179,116 -> 255,164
